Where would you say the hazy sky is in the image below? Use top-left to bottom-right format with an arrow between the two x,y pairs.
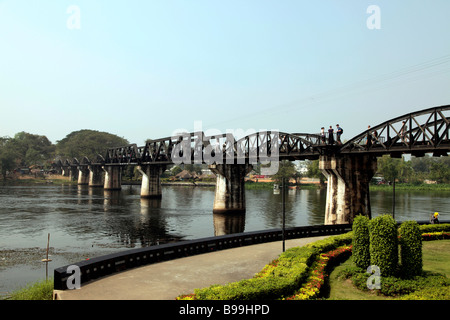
1,0 -> 450,145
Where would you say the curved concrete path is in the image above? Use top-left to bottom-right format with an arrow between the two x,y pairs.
53,236 -> 328,300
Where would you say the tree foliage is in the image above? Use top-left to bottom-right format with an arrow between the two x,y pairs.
0,137 -> 18,179
304,160 -> 326,186
0,130 -> 129,179
0,132 -> 56,179
56,130 -> 129,161
12,132 -> 55,166
376,154 -> 450,184
377,155 -> 412,183
271,160 -> 297,184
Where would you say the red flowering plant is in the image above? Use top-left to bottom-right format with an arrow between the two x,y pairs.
285,245 -> 352,300
421,232 -> 450,241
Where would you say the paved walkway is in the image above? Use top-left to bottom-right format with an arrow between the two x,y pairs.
53,236 -> 328,300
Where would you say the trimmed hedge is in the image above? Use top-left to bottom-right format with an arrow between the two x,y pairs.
178,232 -> 353,300
369,215 -> 398,276
419,223 -> 450,234
399,221 -> 423,278
352,215 -> 371,270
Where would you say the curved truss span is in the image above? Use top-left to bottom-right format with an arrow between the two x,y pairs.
340,104 -> 450,157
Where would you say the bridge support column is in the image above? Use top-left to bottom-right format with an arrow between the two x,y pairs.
137,165 -> 166,198
88,165 -> 103,187
103,166 -> 122,190
77,167 -> 89,185
62,167 -> 70,177
209,164 -> 253,214
320,154 -> 377,225
68,166 -> 78,181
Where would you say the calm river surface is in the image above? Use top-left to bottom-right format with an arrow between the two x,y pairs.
0,184 -> 448,294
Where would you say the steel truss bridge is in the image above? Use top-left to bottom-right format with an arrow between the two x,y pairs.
55,105 -> 450,169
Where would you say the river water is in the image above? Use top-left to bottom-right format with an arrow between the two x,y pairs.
0,184 -> 448,295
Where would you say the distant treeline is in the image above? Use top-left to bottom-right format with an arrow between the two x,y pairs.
0,130 -> 128,179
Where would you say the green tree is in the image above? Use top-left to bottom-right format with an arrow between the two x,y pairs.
0,137 -> 18,180
377,155 -> 412,183
271,160 -> 297,184
305,160 -> 325,186
429,158 -> 450,183
411,156 -> 432,174
12,132 -> 55,167
56,130 -> 129,161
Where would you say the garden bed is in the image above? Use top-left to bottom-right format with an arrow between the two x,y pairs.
177,223 -> 450,300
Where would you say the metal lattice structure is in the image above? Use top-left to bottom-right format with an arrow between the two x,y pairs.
340,105 -> 450,157
55,105 -> 450,168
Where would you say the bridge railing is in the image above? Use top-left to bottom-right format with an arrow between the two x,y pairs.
53,223 -> 352,290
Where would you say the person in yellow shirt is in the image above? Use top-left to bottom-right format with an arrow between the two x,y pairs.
430,212 -> 439,224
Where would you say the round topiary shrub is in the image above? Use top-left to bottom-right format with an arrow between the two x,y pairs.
352,215 -> 371,270
399,220 -> 422,278
369,215 -> 398,276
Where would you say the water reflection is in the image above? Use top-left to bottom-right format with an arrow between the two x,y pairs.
0,185 -> 449,253
213,212 -> 246,236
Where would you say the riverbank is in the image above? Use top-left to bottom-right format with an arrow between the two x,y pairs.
369,183 -> 450,191
4,175 -> 449,192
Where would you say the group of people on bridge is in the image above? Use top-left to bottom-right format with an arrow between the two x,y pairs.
320,124 -> 344,145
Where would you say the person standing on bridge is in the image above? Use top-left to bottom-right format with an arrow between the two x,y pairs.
328,126 -> 334,145
400,121 -> 408,143
336,124 -> 343,145
366,125 -> 373,146
320,127 -> 326,144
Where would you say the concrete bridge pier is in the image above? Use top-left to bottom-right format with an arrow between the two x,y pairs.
137,165 -> 166,198
77,167 -> 90,185
209,164 -> 253,214
320,154 -> 377,225
69,166 -> 78,181
62,167 -> 70,177
103,165 -> 122,190
88,165 -> 104,187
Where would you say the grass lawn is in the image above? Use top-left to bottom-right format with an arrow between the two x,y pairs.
326,240 -> 450,300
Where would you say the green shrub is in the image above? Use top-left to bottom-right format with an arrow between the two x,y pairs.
400,286 -> 450,300
419,223 -> 450,234
399,221 -> 423,278
7,279 -> 53,300
340,265 -> 450,298
352,215 -> 371,270
369,215 -> 398,276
